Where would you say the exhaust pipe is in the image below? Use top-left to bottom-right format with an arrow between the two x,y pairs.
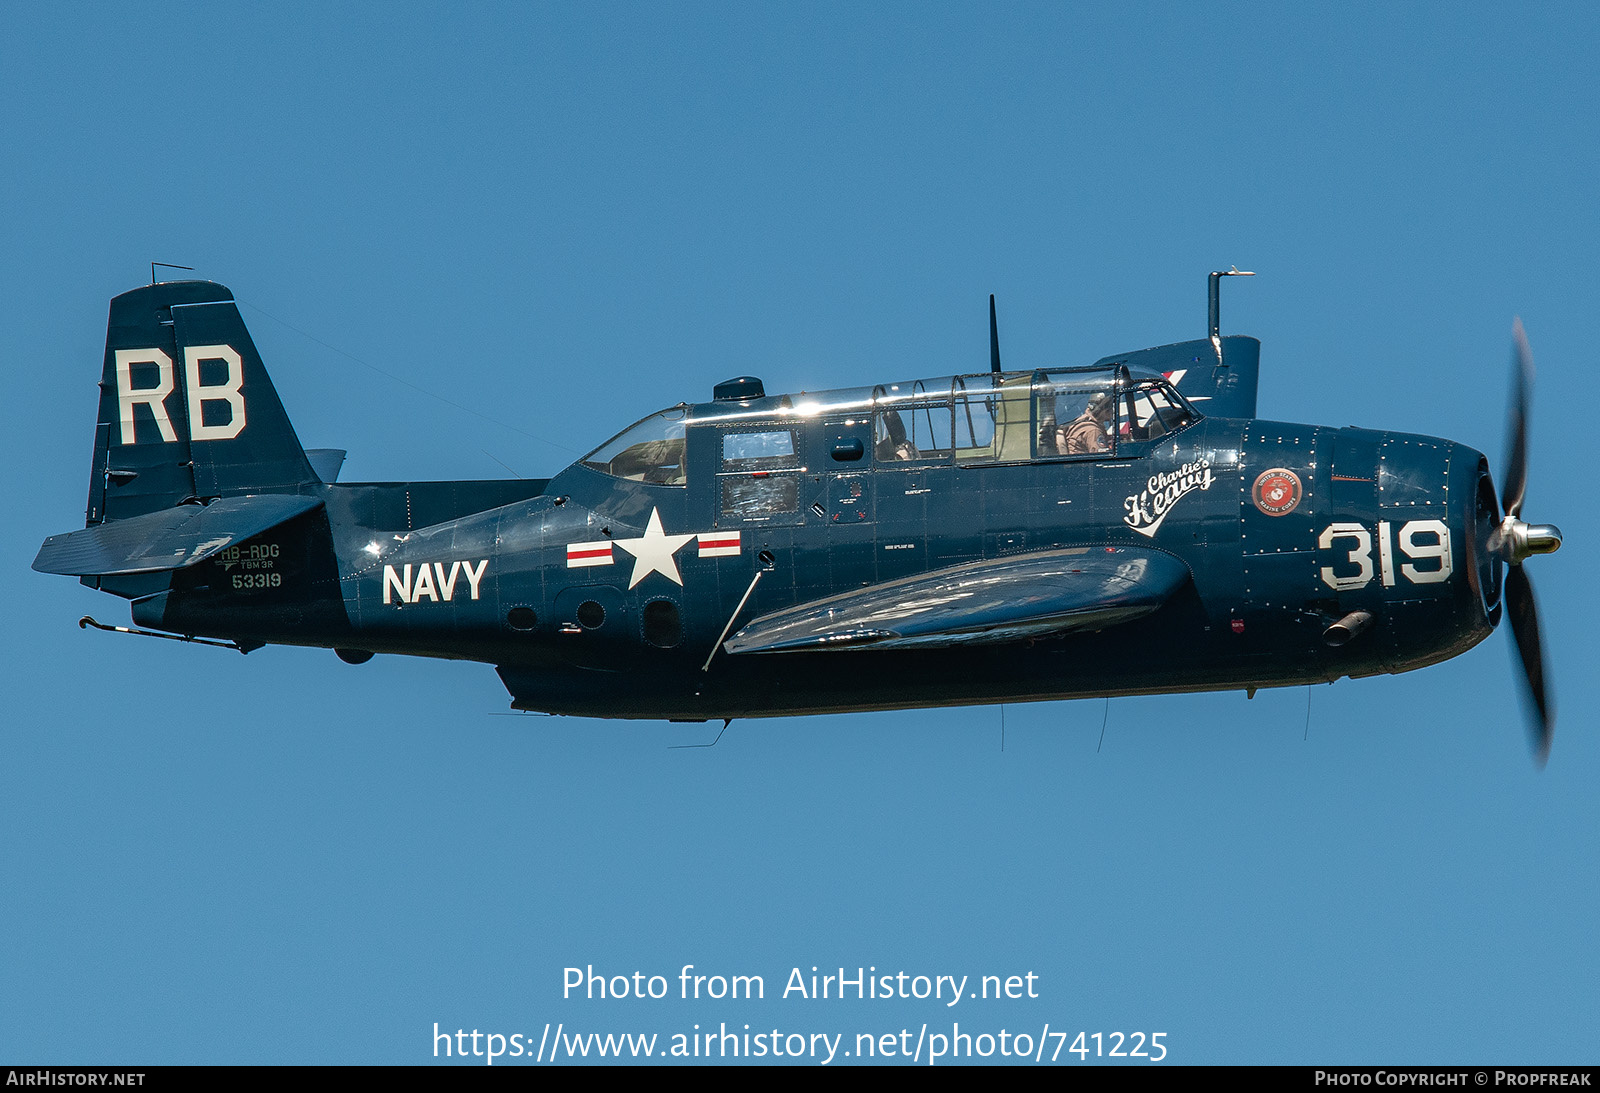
1323,610 -> 1374,647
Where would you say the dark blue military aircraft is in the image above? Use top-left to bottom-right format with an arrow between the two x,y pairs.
35,275 -> 1563,759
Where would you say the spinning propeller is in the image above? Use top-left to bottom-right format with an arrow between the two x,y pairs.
1489,319 -> 1563,763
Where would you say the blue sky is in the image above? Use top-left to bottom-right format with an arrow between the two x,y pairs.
3,2 -> 1596,1064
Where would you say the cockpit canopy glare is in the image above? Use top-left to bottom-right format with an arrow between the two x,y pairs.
580,367 -> 1197,485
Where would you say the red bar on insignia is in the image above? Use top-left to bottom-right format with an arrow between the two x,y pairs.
697,532 -> 741,558
566,541 -> 614,568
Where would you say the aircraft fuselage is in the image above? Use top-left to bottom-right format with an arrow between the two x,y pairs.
40,280 -> 1511,724
138,415 -> 1498,719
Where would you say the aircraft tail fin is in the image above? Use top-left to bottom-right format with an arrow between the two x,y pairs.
85,280 -> 318,527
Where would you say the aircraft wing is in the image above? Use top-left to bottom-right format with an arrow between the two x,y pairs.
33,494 -> 323,577
724,546 -> 1190,654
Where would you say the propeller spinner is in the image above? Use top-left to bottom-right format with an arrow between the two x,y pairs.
1488,319 -> 1563,763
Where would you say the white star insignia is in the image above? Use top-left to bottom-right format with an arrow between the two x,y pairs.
611,508 -> 695,589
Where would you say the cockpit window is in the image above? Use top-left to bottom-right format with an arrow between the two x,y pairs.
1121,378 -> 1195,443
951,374 -> 1033,463
865,369 -> 1196,466
580,407 -> 688,485
1034,369 -> 1196,457
722,430 -> 798,469
872,379 -> 958,463
1037,372 -> 1121,457
582,369 -> 1198,483
718,427 -> 802,523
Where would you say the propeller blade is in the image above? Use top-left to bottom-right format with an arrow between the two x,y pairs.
1504,563 -> 1552,764
1501,318 -> 1533,520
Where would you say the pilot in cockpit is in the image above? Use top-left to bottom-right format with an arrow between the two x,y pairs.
1058,390 -> 1114,455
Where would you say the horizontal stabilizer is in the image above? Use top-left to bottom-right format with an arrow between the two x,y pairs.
305,448 -> 347,482
34,494 -> 323,577
725,546 -> 1189,654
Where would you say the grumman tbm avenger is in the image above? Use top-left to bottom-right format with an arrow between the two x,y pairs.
35,274 -> 1563,758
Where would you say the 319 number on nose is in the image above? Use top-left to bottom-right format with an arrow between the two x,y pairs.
1318,519 -> 1451,591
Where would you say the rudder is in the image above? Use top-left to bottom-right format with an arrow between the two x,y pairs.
88,280 -> 317,526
